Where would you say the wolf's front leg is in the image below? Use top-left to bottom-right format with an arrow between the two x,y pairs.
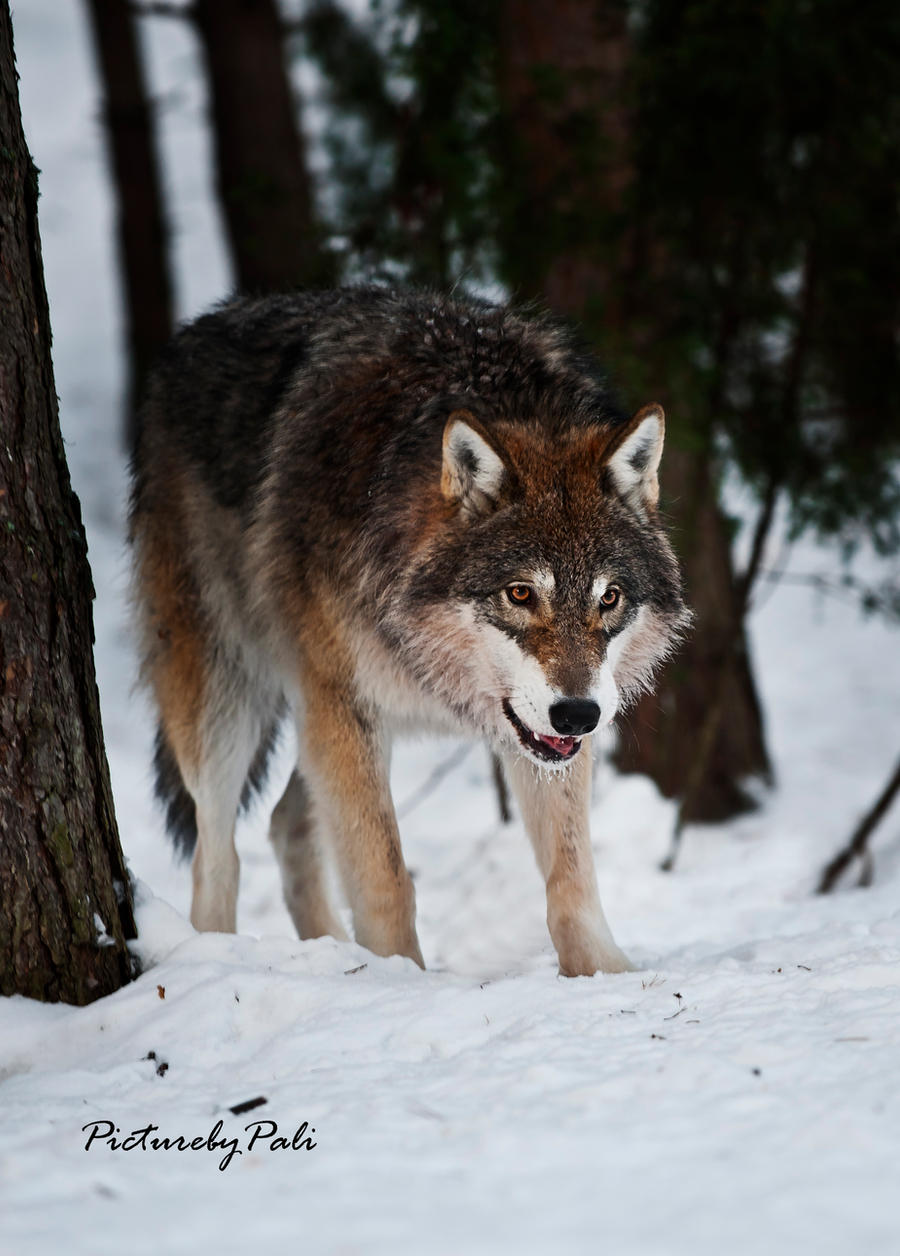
299,677 -> 424,968
502,748 -> 633,976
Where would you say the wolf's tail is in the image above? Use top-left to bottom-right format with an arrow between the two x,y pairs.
152,709 -> 285,860
152,728 -> 198,858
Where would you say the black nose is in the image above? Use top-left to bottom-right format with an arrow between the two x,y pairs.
549,699 -> 600,736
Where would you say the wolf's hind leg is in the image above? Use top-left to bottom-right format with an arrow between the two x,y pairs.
190,803 -> 240,933
135,501 -> 271,933
187,703 -> 265,933
145,640 -> 246,932
269,770 -> 349,941
501,748 -> 633,976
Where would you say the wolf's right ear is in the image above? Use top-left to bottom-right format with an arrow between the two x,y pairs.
442,413 -> 509,518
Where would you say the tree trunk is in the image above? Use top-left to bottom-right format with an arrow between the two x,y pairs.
497,0 -> 632,319
194,0 -> 334,292
0,2 -> 137,1004
83,0 -> 174,450
616,448 -> 771,821
496,0 -> 771,821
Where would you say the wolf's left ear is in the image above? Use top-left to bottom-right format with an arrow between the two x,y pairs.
606,404 -> 665,511
442,412 -> 509,518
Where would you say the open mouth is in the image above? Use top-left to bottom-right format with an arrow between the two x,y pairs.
502,699 -> 582,765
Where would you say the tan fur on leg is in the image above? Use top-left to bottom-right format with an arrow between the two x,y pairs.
269,770 -> 349,941
191,822 -> 239,933
502,748 -> 633,976
186,712 -> 262,933
299,671 -> 424,967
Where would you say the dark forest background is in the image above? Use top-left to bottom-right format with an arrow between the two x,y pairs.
97,0 -> 900,837
4,0 -> 900,1005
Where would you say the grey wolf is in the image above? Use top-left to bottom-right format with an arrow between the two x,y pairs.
130,287 -> 688,976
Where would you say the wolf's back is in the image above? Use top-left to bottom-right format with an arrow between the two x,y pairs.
132,292 -> 329,516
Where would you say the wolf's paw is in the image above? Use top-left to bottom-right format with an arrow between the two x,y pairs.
553,918 -> 635,977
558,949 -> 635,978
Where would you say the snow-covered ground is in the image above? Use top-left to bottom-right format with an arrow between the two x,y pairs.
3,5 -> 900,1254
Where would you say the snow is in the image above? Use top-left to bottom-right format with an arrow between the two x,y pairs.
4,4 -> 900,1254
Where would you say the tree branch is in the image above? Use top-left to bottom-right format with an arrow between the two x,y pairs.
491,753 -> 512,824
396,744 -> 471,820
817,756 -> 900,893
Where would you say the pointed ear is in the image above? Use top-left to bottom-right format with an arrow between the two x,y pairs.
441,412 -> 509,518
606,404 -> 665,510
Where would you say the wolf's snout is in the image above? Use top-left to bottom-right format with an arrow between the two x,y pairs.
549,699 -> 601,736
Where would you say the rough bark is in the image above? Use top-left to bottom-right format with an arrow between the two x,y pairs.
0,2 -> 136,1004
193,0 -> 334,292
496,0 -> 771,820
83,0 -> 174,450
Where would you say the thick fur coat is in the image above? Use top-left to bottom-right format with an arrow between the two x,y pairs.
130,287 -> 689,975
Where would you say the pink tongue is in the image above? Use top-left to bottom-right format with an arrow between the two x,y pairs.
538,733 -> 575,755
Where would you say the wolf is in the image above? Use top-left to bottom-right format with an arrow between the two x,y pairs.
130,286 -> 689,977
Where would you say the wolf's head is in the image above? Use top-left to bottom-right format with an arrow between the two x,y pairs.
402,402 -> 690,769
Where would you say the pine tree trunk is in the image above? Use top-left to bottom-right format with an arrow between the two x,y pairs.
615,447 -> 771,820
194,0 -> 334,292
83,0 -> 174,450
497,0 -> 633,316
0,2 -> 137,1004
496,0 -> 771,821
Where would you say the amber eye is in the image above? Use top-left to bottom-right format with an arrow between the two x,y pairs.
599,586 -> 621,609
506,584 -> 534,606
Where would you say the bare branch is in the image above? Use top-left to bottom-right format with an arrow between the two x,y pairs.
491,753 -> 513,824
817,756 -> 900,893
758,570 -> 900,621
396,744 -> 471,820
739,478 -> 780,608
